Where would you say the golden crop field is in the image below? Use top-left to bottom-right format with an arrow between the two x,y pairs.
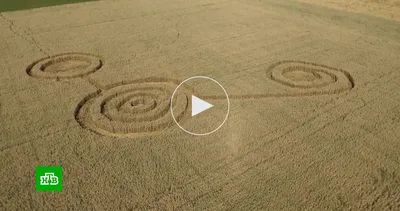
1,0 -> 399,210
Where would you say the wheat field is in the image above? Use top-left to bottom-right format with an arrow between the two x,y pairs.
1,0 -> 400,210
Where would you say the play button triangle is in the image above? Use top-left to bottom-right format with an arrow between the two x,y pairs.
191,95 -> 213,117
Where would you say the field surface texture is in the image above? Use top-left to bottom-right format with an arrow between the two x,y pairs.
1,0 -> 400,210
0,0 -> 97,12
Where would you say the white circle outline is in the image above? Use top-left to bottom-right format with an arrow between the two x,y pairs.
170,76 -> 230,136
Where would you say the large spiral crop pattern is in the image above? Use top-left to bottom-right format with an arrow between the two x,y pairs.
75,79 -> 191,137
25,53 -> 355,137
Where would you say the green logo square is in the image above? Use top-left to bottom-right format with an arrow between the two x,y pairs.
36,166 -> 63,192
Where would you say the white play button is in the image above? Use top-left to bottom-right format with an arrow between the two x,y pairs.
171,76 -> 230,136
191,95 -> 213,117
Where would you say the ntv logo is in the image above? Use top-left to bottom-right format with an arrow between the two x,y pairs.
40,173 -> 59,185
36,166 -> 63,191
